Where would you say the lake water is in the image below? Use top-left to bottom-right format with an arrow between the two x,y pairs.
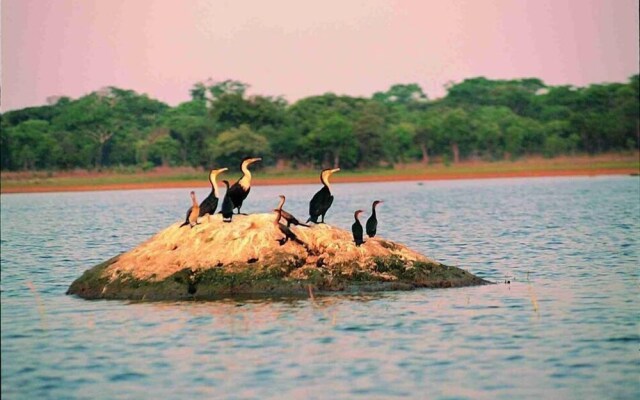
1,176 -> 639,399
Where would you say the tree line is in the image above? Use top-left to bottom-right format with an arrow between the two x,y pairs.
1,75 -> 638,171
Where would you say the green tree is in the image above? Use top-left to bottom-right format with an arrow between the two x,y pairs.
6,120 -> 57,169
415,110 -> 444,164
148,132 -> 181,167
209,93 -> 286,132
1,76 -> 637,172
438,108 -> 473,163
207,79 -> 249,100
190,82 -> 207,102
445,77 -> 544,116
373,83 -> 428,105
1,116 -> 11,169
208,125 -> 270,167
384,122 -> 416,164
306,114 -> 357,168
50,88 -> 167,168
257,125 -> 299,168
353,102 -> 387,167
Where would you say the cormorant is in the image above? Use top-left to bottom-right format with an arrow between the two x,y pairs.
307,168 -> 340,224
220,180 -> 234,223
274,195 -> 309,227
273,209 -> 305,246
352,210 -> 364,246
366,200 -> 383,238
180,191 -> 200,228
227,157 -> 261,214
199,167 -> 228,218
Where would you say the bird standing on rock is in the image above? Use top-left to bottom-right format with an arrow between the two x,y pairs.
221,180 -> 234,223
366,200 -> 383,238
275,195 -> 309,227
352,210 -> 365,246
199,167 -> 228,218
273,209 -> 306,246
180,191 -> 200,228
228,157 -> 261,214
307,168 -> 340,224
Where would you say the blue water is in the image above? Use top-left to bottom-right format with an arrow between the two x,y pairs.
1,176 -> 639,399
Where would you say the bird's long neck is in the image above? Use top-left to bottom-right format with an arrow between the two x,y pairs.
239,162 -> 252,189
321,173 -> 331,192
191,195 -> 198,208
277,197 -> 285,210
210,173 -> 220,198
274,210 -> 281,224
371,203 -> 377,216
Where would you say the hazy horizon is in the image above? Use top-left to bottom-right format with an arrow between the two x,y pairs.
2,0 -> 639,112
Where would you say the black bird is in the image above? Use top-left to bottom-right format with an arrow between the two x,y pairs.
366,200 -> 383,238
198,167 -> 228,218
275,195 -> 309,227
180,191 -> 200,228
273,209 -> 306,246
227,157 -> 261,214
307,168 -> 340,224
220,180 -> 234,223
352,209 -> 364,246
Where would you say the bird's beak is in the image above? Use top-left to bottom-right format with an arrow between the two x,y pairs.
215,167 -> 229,174
250,158 -> 262,164
330,168 -> 341,174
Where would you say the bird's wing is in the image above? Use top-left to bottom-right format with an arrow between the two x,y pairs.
199,196 -> 218,216
281,209 -> 296,221
309,189 -> 324,215
228,182 -> 249,206
326,195 -> 334,210
366,215 -> 375,229
352,222 -> 363,236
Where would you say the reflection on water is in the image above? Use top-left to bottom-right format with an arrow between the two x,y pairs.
1,176 -> 639,399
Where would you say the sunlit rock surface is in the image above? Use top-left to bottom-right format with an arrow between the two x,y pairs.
67,213 -> 488,300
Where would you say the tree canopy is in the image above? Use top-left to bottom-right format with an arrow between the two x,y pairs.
1,76 -> 638,171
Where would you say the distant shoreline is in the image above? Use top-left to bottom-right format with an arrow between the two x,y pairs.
2,166 -> 637,194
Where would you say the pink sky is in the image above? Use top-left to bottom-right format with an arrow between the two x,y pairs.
1,0 -> 638,112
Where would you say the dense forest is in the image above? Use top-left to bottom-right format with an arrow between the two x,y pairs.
1,75 -> 638,171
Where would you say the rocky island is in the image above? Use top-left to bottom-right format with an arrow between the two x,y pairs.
67,213 -> 488,300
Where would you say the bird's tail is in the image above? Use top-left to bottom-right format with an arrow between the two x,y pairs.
296,221 -> 310,227
179,221 -> 189,228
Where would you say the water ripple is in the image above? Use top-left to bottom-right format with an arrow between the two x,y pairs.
1,177 -> 639,399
